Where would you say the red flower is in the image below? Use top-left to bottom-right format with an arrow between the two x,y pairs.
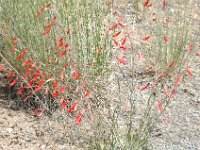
141,84 -> 149,91
109,24 -> 118,31
189,43 -> 193,52
36,13 -> 41,18
165,19 -> 172,23
66,102 -> 77,113
175,74 -> 181,85
113,40 -> 119,46
37,108 -> 45,118
83,90 -> 90,100
44,21 -> 55,28
163,0 -> 166,9
17,87 -> 24,95
73,71 -> 80,80
116,55 -> 127,65
43,29 -> 51,35
163,87 -> 169,98
52,81 -> 59,88
164,37 -> 169,42
52,90 -> 59,97
16,48 -> 28,60
0,65 -> 5,72
118,23 -> 126,28
61,101 -> 68,110
32,108 -> 39,115
59,50 -> 67,58
34,79 -> 44,93
186,64 -> 193,76
144,0 -> 152,7
21,59 -> 32,66
121,36 -> 127,45
6,71 -> 15,79
196,53 -> 200,57
143,36 -> 150,41
158,100 -> 163,112
119,46 -> 129,51
9,78 -> 18,87
112,31 -> 122,38
75,113 -> 83,125
169,61 -> 176,67
56,38 -> 64,48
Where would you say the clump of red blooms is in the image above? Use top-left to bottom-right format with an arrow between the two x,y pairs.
1,3 -> 95,125
109,0 -> 197,125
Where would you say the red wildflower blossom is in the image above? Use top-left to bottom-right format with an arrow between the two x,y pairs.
143,36 -> 150,41
59,97 -> 65,105
144,0 -> 152,7
186,64 -> 193,76
61,101 -> 68,110
66,102 -> 77,113
158,100 -> 163,112
109,24 -> 118,31
9,78 -> 18,87
151,81 -> 157,88
6,71 -> 15,79
165,19 -> 172,23
83,90 -> 90,100
163,0 -> 166,9
44,21 -> 55,28
118,23 -> 126,28
176,74 -> 181,85
113,40 -> 119,46
121,36 -> 127,45
57,38 -> 64,48
163,87 -> 169,98
37,108 -> 45,118
43,29 -> 51,35
52,90 -> 59,97
60,71 -> 64,81
52,81 -> 59,88
141,84 -> 149,91
16,48 -> 27,60
23,95 -> 31,102
137,50 -> 144,59
171,88 -> 176,98
116,55 -> 127,65
0,65 -> 5,71
146,66 -> 152,72
40,6 -> 45,11
87,103 -> 91,110
112,31 -> 122,37
61,86 -> 65,94
164,37 -> 168,42
36,13 -> 41,18
75,113 -> 83,125
17,87 -> 24,95
59,50 -> 67,58
73,71 -> 80,80
189,43 -> 193,52
21,59 -> 32,66
119,46 -> 129,51
117,16 -> 123,23
169,61 -> 176,67
32,108 -> 39,115
34,79 -> 44,93
23,70 -> 30,79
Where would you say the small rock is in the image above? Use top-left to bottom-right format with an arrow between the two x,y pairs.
5,128 -> 13,133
